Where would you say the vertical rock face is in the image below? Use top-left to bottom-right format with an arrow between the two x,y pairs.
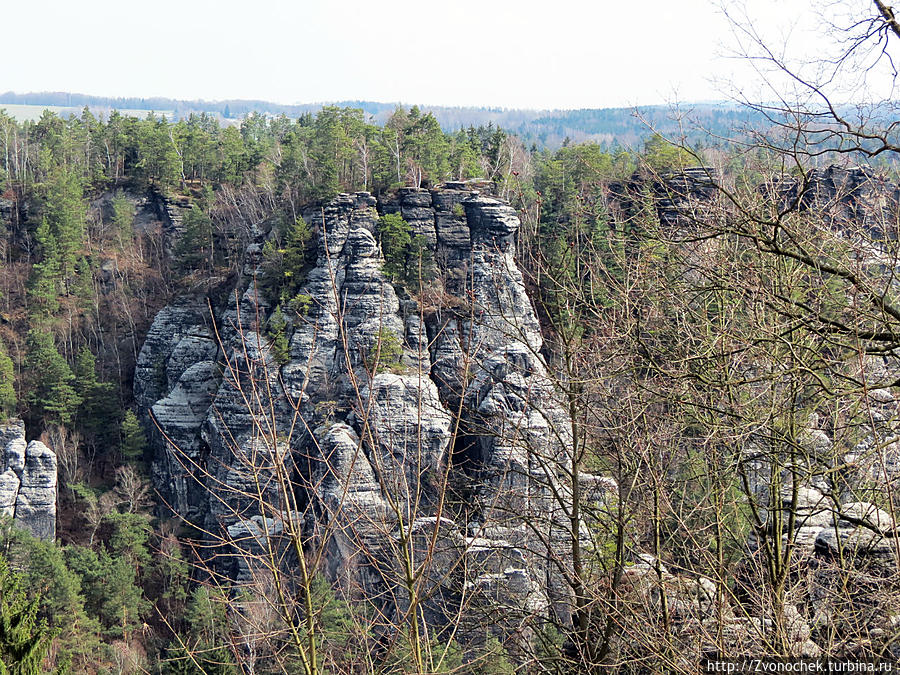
136,186 -> 593,634
771,165 -> 900,236
0,420 -> 57,540
136,169 -> 900,654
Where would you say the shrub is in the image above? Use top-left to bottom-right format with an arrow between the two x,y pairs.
366,328 -> 404,374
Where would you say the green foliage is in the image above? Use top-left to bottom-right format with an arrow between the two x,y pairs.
0,555 -> 57,675
266,305 -> 291,365
378,212 -> 412,282
103,511 -> 152,568
283,575 -> 368,672
450,130 -> 482,181
374,211 -> 435,293
0,524 -> 98,667
147,535 -> 190,620
642,133 -> 698,172
0,342 -> 15,422
366,327 -> 404,374
260,217 -> 312,306
27,218 -> 61,321
109,192 -> 135,241
42,166 -> 86,282
1,528 -> 83,623
119,410 -> 147,463
70,256 -> 93,308
468,637 -> 516,675
134,113 -> 182,187
217,126 -> 248,185
404,233 -> 436,291
382,635 -> 463,674
65,544 -> 148,640
73,346 -> 119,451
533,142 -> 618,224
292,293 -> 312,315
372,107 -> 452,190
531,142 -> 632,338
160,586 -> 236,674
533,623 -> 566,672
24,330 -> 81,428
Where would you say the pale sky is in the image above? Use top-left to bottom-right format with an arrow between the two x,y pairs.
0,0 -> 885,109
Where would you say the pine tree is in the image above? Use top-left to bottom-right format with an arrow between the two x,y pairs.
0,556 -> 56,675
44,167 -> 86,283
260,217 -> 311,305
0,527 -> 98,668
173,205 -> 213,272
73,347 -> 118,448
162,587 -> 236,674
0,341 -> 15,422
642,133 -> 698,172
71,257 -> 94,309
119,410 -> 147,463
378,213 -> 411,282
110,193 -> 135,243
65,545 -> 147,640
24,330 -> 81,428
403,234 -> 435,291
266,306 -> 291,365
27,218 -> 61,321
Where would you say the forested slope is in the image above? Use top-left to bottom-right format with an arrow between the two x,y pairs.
0,103 -> 655,671
2,94 -> 900,673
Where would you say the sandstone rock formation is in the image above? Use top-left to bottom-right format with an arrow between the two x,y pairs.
136,168 -> 900,659
136,185 -> 602,640
0,419 -> 57,540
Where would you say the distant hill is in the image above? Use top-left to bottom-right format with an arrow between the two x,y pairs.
0,91 -> 764,149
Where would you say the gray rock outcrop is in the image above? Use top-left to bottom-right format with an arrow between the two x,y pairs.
136,185 -> 597,639
0,420 -> 57,540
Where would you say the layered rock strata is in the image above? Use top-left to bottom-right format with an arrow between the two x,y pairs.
136,186 -> 601,636
0,420 -> 57,540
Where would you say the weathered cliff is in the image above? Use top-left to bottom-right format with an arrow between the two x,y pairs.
0,420 -> 58,540
136,167 -> 900,660
135,184 -> 600,638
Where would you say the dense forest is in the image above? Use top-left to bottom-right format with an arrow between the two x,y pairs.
5,6 -> 900,664
9,0 -> 900,671
0,102 -> 690,672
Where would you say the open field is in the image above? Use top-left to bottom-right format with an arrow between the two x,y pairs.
0,103 -> 175,122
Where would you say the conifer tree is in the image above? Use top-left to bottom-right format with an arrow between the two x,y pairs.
71,257 -> 93,309
27,218 -> 61,320
109,193 -> 134,242
173,205 -> 213,272
24,330 -> 81,428
44,167 -> 86,283
266,306 -> 291,365
119,410 -> 147,464
163,587 -> 236,674
0,341 -> 15,422
64,545 -> 147,640
377,213 -> 411,282
0,556 -> 56,675
260,217 -> 311,305
73,347 -> 118,448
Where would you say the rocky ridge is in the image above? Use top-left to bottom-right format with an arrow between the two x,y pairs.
136,184 -> 603,638
136,167 -> 900,657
